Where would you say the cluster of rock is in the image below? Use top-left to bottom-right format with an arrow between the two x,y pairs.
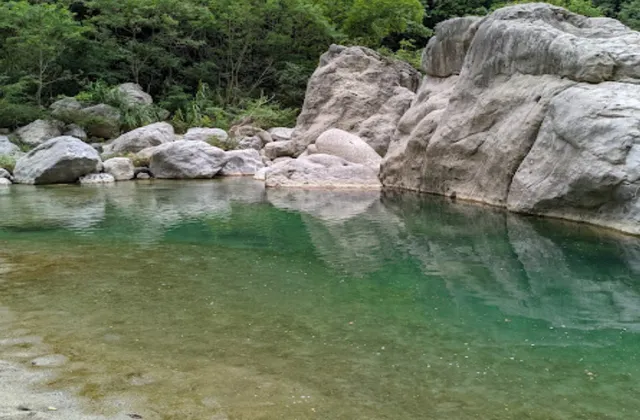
0,82 -> 296,186
0,121 -> 286,185
254,46 -> 421,189
263,3 -> 640,235
4,4 -> 640,234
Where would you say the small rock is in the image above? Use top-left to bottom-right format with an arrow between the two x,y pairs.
268,127 -> 294,142
263,140 -> 295,160
63,123 -> 88,141
136,172 -> 151,180
0,135 -> 22,156
31,354 -> 68,367
103,157 -> 135,181
79,173 -> 115,184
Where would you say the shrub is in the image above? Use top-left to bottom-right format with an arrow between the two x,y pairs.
231,96 -> 298,129
75,81 -> 166,132
0,100 -> 45,129
206,136 -> 238,151
169,82 -> 231,133
0,155 -> 17,172
378,39 -> 423,71
125,152 -> 150,168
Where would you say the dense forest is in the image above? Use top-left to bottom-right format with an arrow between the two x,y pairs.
0,0 -> 639,131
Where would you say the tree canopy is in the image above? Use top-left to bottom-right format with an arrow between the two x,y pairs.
0,0 -> 638,130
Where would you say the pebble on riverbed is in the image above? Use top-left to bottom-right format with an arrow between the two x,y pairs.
30,354 -> 69,368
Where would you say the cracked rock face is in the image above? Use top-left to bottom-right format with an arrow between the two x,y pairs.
380,3 -> 640,235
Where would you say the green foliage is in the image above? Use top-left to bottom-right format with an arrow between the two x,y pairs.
0,1 -> 87,105
206,136 -> 238,151
378,39 -> 424,70
125,153 -> 149,168
0,155 -> 17,172
0,0 -> 633,131
75,80 -> 165,131
343,0 -> 425,46
619,0 -> 640,29
491,0 -> 604,16
232,97 -> 298,130
0,100 -> 44,128
169,82 -> 230,133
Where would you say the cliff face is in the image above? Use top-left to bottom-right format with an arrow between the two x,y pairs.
380,3 -> 640,235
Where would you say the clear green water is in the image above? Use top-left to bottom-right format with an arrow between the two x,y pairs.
1,179 -> 640,419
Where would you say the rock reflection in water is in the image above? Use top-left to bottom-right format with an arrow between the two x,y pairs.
381,190 -> 640,333
1,180 -> 640,419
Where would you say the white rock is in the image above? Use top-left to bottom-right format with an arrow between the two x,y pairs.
220,149 -> 265,176
149,141 -> 226,179
103,157 -> 135,181
315,129 -> 382,170
104,122 -> 174,155
268,127 -> 294,142
79,173 -> 115,184
265,154 -> 381,189
184,127 -> 228,143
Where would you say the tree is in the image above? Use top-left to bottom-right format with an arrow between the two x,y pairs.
0,1 -> 87,105
342,0 -> 425,46
619,0 -> 640,28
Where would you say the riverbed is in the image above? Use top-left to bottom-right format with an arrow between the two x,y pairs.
1,179 -> 639,419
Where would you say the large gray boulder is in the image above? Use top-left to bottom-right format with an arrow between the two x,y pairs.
103,122 -> 174,155
80,104 -> 121,139
116,83 -> 153,105
13,136 -> 101,184
265,154 -> 381,189
0,136 -> 21,156
220,149 -> 265,176
314,129 -> 382,170
149,141 -> 226,179
15,119 -> 64,147
290,45 -> 420,156
380,3 -> 640,235
0,177 -> 10,186
103,157 -> 135,181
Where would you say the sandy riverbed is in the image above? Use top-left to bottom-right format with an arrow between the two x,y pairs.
0,305 -> 138,420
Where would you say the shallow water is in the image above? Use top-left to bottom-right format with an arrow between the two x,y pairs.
1,179 -> 640,419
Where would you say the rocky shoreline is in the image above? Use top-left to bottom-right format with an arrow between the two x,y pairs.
3,2 -> 640,235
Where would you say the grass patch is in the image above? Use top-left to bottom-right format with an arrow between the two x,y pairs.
0,154 -> 17,172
